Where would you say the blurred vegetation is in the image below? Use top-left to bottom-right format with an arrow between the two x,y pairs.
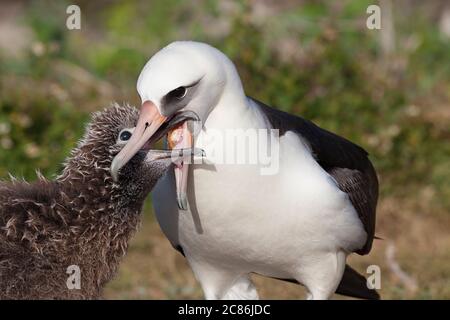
0,0 -> 449,299
1,0 -> 449,210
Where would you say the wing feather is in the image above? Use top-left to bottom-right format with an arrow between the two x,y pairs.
253,97 -> 378,254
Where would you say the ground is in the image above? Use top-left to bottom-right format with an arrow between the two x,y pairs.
104,196 -> 450,299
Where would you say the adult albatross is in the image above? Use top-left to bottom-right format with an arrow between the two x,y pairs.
111,41 -> 379,300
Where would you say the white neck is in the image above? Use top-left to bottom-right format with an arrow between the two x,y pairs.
203,60 -> 260,130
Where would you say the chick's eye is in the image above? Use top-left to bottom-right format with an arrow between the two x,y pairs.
168,86 -> 187,100
119,130 -> 132,141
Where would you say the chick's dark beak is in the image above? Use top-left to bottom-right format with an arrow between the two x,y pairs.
110,100 -> 200,182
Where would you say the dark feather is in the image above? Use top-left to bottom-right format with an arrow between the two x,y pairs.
336,265 -> 380,299
257,264 -> 380,300
252,97 -> 378,255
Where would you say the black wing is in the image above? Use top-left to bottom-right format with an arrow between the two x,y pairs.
252,97 -> 378,255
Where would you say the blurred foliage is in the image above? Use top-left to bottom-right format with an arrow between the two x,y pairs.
0,0 -> 449,213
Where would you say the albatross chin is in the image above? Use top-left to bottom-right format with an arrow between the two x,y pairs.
111,41 -> 379,300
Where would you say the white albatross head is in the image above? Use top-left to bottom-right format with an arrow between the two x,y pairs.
111,41 -> 244,210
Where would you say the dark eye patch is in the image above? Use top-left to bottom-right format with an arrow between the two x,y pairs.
161,77 -> 203,114
167,87 -> 187,100
120,130 -> 132,141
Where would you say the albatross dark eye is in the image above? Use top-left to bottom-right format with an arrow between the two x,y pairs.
119,130 -> 132,141
167,86 -> 187,100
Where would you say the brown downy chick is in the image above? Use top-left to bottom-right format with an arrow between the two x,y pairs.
0,104 -> 199,299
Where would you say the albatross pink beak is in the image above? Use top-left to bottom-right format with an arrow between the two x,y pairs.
168,121 -> 193,210
111,101 -> 167,181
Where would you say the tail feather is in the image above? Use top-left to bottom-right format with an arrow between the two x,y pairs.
258,264 -> 380,300
336,265 -> 380,300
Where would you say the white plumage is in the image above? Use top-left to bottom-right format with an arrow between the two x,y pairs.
114,41 -> 378,300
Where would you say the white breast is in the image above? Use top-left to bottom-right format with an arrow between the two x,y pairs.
152,109 -> 366,278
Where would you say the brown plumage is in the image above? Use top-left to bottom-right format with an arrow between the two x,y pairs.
0,104 -> 177,299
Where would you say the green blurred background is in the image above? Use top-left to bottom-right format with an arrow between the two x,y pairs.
0,0 -> 449,299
